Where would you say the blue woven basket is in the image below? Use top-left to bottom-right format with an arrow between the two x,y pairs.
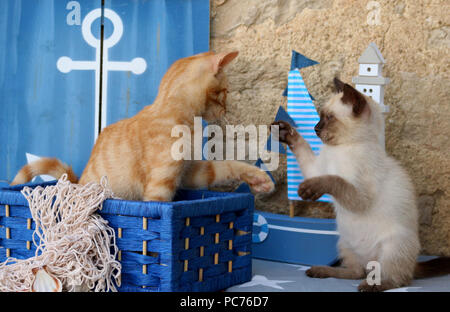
0,181 -> 254,292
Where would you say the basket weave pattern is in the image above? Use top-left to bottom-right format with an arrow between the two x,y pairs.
0,183 -> 254,292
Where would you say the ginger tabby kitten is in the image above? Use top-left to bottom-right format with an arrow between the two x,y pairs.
12,51 -> 275,201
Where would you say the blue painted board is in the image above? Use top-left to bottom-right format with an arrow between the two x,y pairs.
0,0 -> 100,181
103,0 -> 210,126
0,0 -> 211,184
252,210 -> 339,265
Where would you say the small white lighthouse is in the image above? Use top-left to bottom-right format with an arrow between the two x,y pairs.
352,42 -> 390,146
352,42 -> 390,112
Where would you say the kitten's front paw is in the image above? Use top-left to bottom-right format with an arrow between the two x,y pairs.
357,280 -> 380,292
271,121 -> 298,146
305,266 -> 332,279
357,280 -> 396,292
298,177 -> 327,201
241,170 -> 275,194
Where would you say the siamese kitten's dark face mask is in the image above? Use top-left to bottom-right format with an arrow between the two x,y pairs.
315,110 -> 339,144
315,78 -> 369,145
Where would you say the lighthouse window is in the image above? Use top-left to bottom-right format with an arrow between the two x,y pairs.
369,89 -> 373,93
367,67 -> 371,72
363,88 -> 367,92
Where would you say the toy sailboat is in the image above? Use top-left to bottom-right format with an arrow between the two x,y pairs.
241,51 -> 340,265
249,45 -> 389,266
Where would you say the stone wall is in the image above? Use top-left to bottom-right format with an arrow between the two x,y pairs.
210,0 -> 450,255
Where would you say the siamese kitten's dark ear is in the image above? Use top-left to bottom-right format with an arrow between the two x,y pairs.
341,83 -> 368,116
333,77 -> 345,93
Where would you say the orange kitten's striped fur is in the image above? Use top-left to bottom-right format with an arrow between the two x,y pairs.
12,51 -> 275,201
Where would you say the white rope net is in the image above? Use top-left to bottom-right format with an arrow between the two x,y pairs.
0,174 -> 121,292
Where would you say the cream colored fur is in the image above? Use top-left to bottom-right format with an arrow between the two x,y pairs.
292,90 -> 420,290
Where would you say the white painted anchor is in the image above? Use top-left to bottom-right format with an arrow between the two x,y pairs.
57,8 -> 147,141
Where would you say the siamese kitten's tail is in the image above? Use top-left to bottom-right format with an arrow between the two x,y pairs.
11,158 -> 78,185
414,257 -> 450,279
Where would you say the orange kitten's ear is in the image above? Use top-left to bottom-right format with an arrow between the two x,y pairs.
211,51 -> 239,74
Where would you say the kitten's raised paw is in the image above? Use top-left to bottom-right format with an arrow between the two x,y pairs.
271,121 -> 298,146
298,177 -> 326,201
241,170 -> 275,194
305,266 -> 332,279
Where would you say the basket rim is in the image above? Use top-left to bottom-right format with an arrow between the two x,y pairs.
101,190 -> 254,218
0,182 -> 254,219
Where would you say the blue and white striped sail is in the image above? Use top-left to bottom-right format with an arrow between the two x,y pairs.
287,69 -> 332,202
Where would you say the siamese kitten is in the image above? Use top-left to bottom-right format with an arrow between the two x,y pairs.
12,51 -> 275,201
273,78 -> 450,291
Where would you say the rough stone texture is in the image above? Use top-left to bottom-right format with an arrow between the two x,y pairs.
210,0 -> 450,255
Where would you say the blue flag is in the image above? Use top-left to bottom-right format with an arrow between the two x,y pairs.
283,50 -> 318,100
274,105 -> 296,127
289,50 -> 319,70
264,106 -> 296,154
